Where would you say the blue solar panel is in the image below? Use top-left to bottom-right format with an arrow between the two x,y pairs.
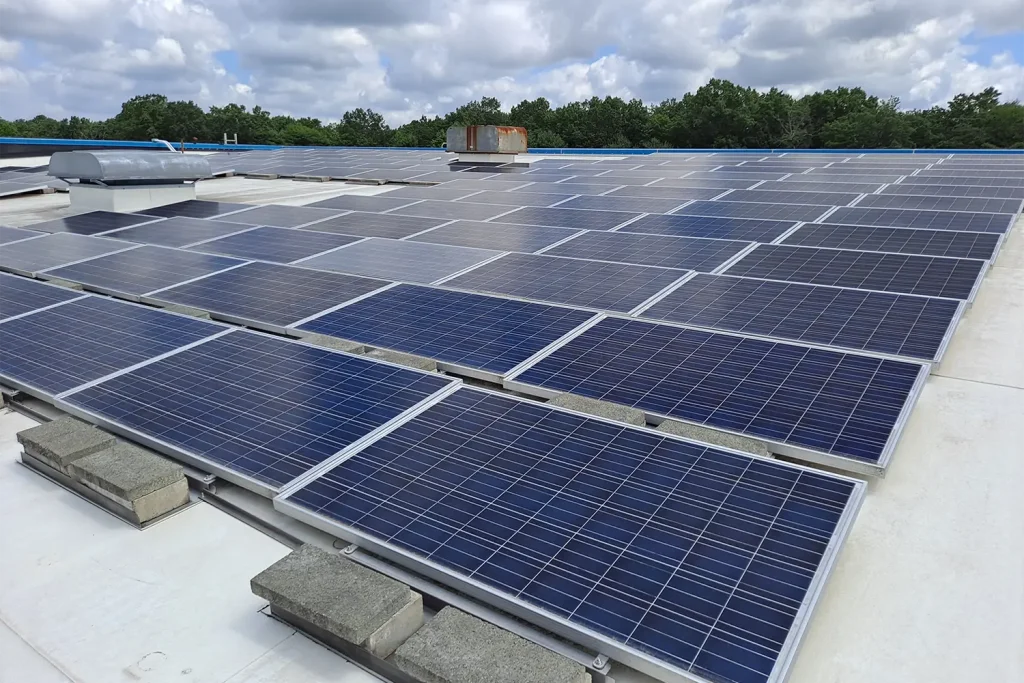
150,261 -> 391,329
723,189 -> 860,207
854,193 -> 1022,215
297,284 -> 597,375
545,232 -> 751,271
880,183 -> 1024,200
0,226 -> 41,245
672,201 -> 832,223
0,234 -> 135,276
189,226 -> 361,263
895,176 -> 1024,189
641,273 -> 963,361
444,253 -> 688,313
490,206 -> 641,231
280,387 -> 863,683
104,216 -> 253,248
649,177 -> 760,190
65,330 -> 455,492
136,200 -> 251,218
46,246 -> 245,298
557,195 -> 691,214
604,186 -> 727,201
723,244 -> 986,300
616,214 -> 797,242
409,220 -> 580,254
0,296 -> 223,396
826,207 -> 1013,233
781,223 -> 1002,260
509,317 -> 926,468
455,190 -> 579,208
23,211 -> 159,235
0,272 -> 83,321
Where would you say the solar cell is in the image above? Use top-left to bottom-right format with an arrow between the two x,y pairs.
45,246 -> 245,299
918,169 -> 1024,179
23,211 -> 159,235
299,237 -> 503,284
646,177 -> 759,190
443,252 -> 688,313
409,220 -> 580,253
722,189 -> 861,206
0,226 -> 41,245
806,166 -> 922,175
557,195 -> 691,213
387,200 -> 518,221
782,223 -> 1002,260
723,244 -> 986,300
705,170 -> 789,181
508,317 -> 926,469
0,233 -> 136,276
0,296 -> 224,396
559,175 -> 655,186
665,173 -> 774,185
383,186 -> 485,201
672,200 -> 832,223
758,180 -> 884,194
641,273 -> 962,361
0,272 -> 85,321
299,211 -> 449,239
791,173 -> 905,184
825,206 -> 1013,233
136,200 -> 251,218
490,206 -> 641,231
433,178 -> 535,191
602,186 -> 728,201
307,194 -> 420,212
895,176 -> 1024,188
278,386 -> 863,683
511,182 -> 623,195
149,261 -> 390,331
188,226 -> 362,264
880,183 -> 1024,200
855,193 -> 1023,215
225,204 -> 344,228
616,214 -> 797,242
546,232 -> 752,272
64,330 -> 455,493
102,216 -> 255,248
297,284 -> 597,377
454,190 -> 579,208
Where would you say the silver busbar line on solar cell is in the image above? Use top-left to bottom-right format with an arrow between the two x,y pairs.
273,385 -> 867,683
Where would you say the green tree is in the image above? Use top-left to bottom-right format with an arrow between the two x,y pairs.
821,97 -> 909,148
335,108 -> 392,146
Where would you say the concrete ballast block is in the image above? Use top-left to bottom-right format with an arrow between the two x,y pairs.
251,545 -> 422,650
548,392 -> 646,426
301,332 -> 366,355
657,419 -> 773,458
161,303 -> 211,319
17,417 -> 117,474
391,607 -> 590,683
66,441 -> 189,523
366,348 -> 437,371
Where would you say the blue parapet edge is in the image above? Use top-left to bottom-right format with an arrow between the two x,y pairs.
2,137 -> 1022,155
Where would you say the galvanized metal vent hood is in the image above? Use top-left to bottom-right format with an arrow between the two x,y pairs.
48,150 -> 213,184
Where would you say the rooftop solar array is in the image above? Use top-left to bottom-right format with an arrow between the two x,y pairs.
0,225 -> 41,245
137,200 -> 252,218
616,214 -> 797,242
104,216 -> 254,248
780,223 -> 1002,260
224,204 -> 344,228
301,211 -> 450,239
299,237 -> 503,284
308,194 -> 421,212
23,211 -> 159,235
490,206 -> 642,231
673,200 -> 833,223
277,386 -> 864,683
188,226 -> 362,264
826,206 -> 1013,233
0,272 -> 84,322
409,220 -> 580,253
0,233 -> 136,276
543,231 -> 752,271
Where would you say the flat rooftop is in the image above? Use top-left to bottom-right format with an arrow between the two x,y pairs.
0,151 -> 1021,683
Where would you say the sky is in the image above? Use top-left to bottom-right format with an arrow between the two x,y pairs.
0,0 -> 1022,125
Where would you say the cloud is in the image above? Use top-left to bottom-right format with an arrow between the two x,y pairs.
0,0 -> 1021,124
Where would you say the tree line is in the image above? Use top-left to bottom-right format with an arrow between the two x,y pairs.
1,79 -> 1021,149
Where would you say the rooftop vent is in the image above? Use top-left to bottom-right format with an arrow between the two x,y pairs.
48,150 -> 213,213
446,125 -> 527,164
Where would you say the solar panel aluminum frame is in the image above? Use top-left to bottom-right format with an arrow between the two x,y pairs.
56,333 -> 463,498
502,327 -> 932,477
0,240 -> 143,279
272,385 -> 868,683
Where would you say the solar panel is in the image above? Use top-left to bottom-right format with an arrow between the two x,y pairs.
615,214 -> 796,242
723,189 -> 861,207
790,173 -> 905,185
755,180 -> 885,194
433,178 -> 535,191
443,252 -> 688,313
556,195 -> 688,214
102,216 -> 256,248
649,177 -> 760,190
63,330 -> 455,494
880,183 -> 1024,200
918,169 -> 1024,179
603,186 -> 727,201
508,317 -> 926,470
641,273 -> 962,361
490,206 -> 641,231
723,244 -> 986,300
387,200 -> 519,222
559,176 -> 654,186
297,284 -> 597,377
299,237 -> 503,284
895,176 -> 1024,188
807,167 -> 920,176
149,261 -> 390,331
454,190 -> 579,208
384,186 -> 485,201
512,182 -> 626,195
277,386 -> 863,683
0,226 -> 41,245
0,272 -> 84,321
545,232 -> 752,272
188,226 -> 361,264
825,207 -> 1013,233
299,211 -> 449,239
23,211 -> 159,236
136,200 -> 252,219
705,171 -> 789,181
409,220 -> 580,253
781,223 -> 1002,260
307,195 -> 420,212
672,201 -> 832,223
0,233 -> 136,276
0,296 -> 224,396
854,193 -> 1022,215
225,204 -> 344,228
